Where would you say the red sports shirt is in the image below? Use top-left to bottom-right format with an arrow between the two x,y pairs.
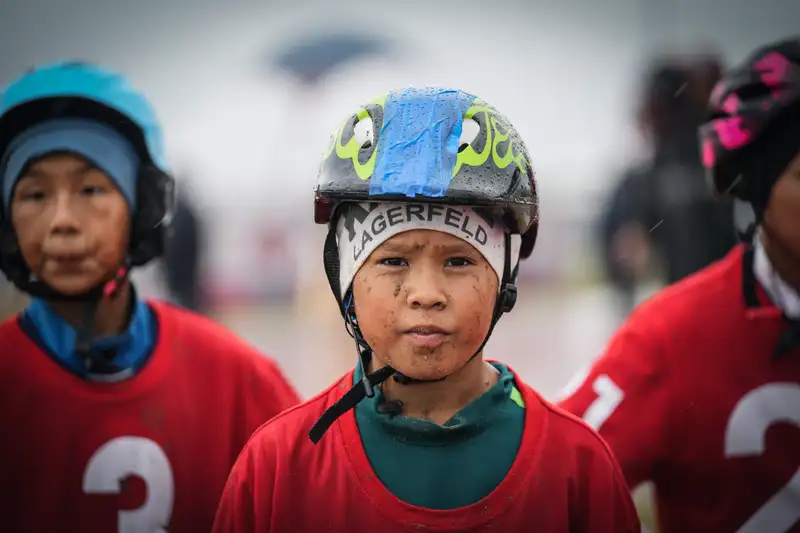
212,368 -> 639,533
0,301 -> 300,533
558,245 -> 800,533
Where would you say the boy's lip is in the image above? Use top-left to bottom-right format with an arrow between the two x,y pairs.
48,252 -> 87,262
403,325 -> 450,335
46,252 -> 89,270
403,326 -> 450,350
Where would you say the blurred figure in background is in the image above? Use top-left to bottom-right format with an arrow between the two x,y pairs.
689,53 -> 724,115
560,36 -> 800,533
599,55 -> 736,317
161,179 -> 206,314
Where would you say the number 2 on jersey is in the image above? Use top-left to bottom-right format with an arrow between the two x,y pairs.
82,437 -> 175,533
725,383 -> 800,533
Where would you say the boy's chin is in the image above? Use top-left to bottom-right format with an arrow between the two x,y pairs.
383,353 -> 468,382
39,275 -> 100,296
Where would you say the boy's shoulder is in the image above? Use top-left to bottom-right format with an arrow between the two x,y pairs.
0,314 -> 27,364
148,301 -> 295,387
149,300 -> 236,343
514,372 -> 620,464
0,313 -> 22,339
244,371 -> 354,455
247,366 -> 621,461
150,300 -> 270,361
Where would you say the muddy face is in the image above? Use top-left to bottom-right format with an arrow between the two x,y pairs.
351,229 -> 498,380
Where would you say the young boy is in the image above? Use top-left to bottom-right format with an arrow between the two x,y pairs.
212,88 -> 640,532
558,37 -> 800,533
0,61 -> 301,533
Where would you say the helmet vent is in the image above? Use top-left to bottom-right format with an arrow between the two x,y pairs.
353,117 -> 374,149
458,117 -> 480,152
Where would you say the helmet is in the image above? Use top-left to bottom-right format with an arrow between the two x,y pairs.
0,61 -> 167,172
699,36 -> 800,212
308,87 -> 538,444
0,61 -> 176,299
314,87 -> 539,259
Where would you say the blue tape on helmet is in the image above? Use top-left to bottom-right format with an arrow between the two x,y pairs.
0,61 -> 167,173
370,87 -> 474,198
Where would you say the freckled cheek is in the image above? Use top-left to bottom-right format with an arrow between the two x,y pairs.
359,310 -> 401,368
12,211 -> 41,237
356,271 -> 373,295
12,221 -> 45,267
353,272 -> 401,350
99,210 -> 130,261
462,269 -> 496,341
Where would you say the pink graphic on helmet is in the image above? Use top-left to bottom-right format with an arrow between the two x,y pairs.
755,52 -> 791,88
699,37 -> 800,197
702,139 -> 715,168
722,93 -> 741,114
710,80 -> 727,106
714,116 -> 752,150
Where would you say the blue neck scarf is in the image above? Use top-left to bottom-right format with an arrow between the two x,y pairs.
22,292 -> 156,380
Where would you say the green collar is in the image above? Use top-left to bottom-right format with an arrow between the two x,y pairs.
353,362 -> 523,446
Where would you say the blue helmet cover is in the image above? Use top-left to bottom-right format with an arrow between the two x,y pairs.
0,61 -> 166,172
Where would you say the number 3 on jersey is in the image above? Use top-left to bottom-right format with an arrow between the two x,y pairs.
725,383 -> 800,533
82,437 -> 175,533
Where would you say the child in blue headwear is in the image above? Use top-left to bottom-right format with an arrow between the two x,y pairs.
0,61 -> 300,533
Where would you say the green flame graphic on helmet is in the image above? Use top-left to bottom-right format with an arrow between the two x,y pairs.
321,93 -> 530,182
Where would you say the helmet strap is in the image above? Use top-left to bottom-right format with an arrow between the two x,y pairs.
310,231 -> 518,444
6,249 -> 133,372
72,260 -> 131,373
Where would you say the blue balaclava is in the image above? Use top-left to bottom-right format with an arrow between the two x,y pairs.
2,118 -> 140,210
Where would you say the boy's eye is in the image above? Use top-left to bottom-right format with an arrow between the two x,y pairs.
19,190 -> 46,202
378,257 -> 408,267
80,185 -> 106,196
446,257 -> 475,267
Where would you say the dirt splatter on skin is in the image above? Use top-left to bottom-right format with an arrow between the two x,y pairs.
351,230 -> 503,385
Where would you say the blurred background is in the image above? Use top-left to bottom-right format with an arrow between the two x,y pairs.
1,0 -> 797,401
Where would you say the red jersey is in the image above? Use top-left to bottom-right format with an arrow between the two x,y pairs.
0,301 -> 300,533
558,245 -> 800,533
212,368 -> 639,533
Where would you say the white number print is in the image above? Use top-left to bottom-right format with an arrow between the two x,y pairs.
582,374 -> 625,432
82,437 -> 175,533
557,365 -> 591,402
725,383 -> 800,533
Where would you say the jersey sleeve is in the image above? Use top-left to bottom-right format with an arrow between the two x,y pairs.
572,437 -> 642,532
557,322 -> 676,488
239,354 -> 302,448
212,440 -> 266,533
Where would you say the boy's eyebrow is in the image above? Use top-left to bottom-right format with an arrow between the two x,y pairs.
18,167 -> 45,180
23,158 -> 94,179
379,239 -> 477,255
377,240 -> 418,253
434,242 -> 479,255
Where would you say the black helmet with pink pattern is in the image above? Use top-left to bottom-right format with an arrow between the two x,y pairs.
699,36 -> 800,215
